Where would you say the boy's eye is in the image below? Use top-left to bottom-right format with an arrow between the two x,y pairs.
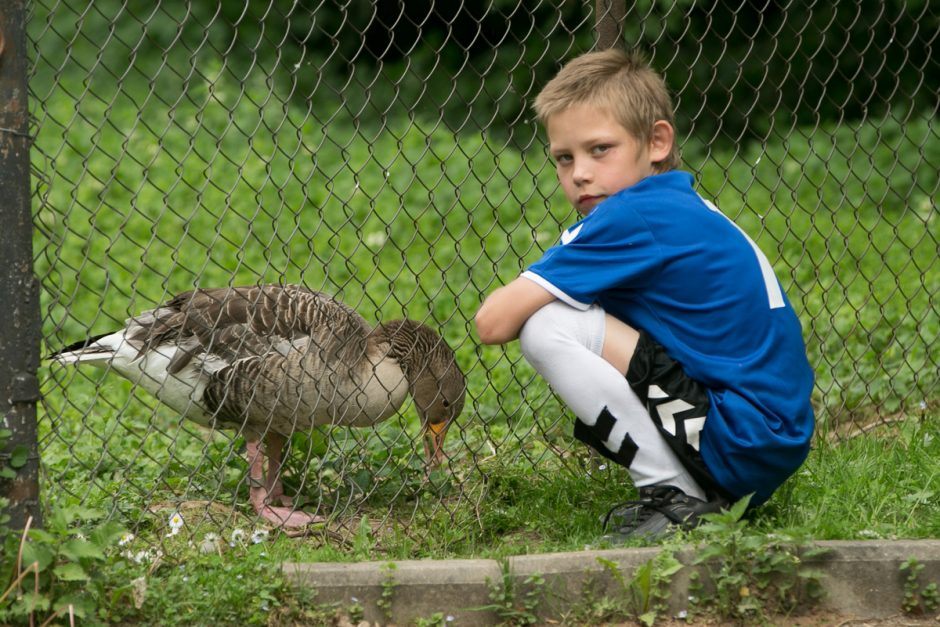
554,154 -> 572,165
591,144 -> 610,155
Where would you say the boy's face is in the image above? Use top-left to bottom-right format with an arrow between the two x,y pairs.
547,104 -> 661,216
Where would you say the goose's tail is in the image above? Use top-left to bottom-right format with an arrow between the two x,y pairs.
49,332 -> 121,366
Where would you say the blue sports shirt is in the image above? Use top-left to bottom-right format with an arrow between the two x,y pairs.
523,171 -> 815,505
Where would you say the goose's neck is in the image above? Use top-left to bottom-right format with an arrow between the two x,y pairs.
375,319 -> 438,380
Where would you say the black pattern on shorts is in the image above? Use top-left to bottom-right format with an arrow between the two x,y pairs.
626,331 -> 730,500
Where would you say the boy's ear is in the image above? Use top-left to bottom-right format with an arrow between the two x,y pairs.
648,120 -> 674,165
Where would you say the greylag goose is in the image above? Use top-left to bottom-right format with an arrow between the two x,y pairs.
51,284 -> 467,528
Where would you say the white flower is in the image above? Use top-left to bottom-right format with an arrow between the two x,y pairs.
131,550 -> 151,564
167,512 -> 184,536
598,464 -> 607,471
250,529 -> 269,544
199,533 -> 220,555
678,610 -> 688,619
119,532 -> 135,546
446,616 -> 455,622
230,528 -> 247,544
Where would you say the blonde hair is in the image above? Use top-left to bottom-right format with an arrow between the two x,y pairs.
533,49 -> 681,172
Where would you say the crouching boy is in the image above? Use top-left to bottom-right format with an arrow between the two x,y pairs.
475,49 -> 815,541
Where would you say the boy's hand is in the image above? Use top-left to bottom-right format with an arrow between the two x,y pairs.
475,277 -> 556,345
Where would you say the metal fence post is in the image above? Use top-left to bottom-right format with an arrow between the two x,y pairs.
0,0 -> 43,531
595,0 -> 626,50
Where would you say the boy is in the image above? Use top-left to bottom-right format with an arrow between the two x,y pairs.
475,49 -> 815,541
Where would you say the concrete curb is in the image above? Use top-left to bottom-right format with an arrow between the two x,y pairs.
284,540 -> 940,625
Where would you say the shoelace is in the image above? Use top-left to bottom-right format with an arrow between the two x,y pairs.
601,486 -> 685,531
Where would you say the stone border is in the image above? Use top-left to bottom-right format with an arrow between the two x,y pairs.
284,540 -> 940,625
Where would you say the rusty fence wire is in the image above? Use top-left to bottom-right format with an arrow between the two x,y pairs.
6,0 -> 938,553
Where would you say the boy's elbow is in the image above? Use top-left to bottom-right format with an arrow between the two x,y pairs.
474,307 -> 513,345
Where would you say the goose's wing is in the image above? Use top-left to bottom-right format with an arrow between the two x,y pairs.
128,284 -> 372,374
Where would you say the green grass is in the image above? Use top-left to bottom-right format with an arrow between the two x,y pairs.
8,415 -> 938,625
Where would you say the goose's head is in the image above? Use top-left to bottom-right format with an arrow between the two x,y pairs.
381,320 -> 467,465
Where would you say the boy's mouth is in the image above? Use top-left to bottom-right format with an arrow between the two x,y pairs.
577,194 -> 605,210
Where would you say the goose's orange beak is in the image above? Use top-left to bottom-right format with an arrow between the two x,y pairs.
423,421 -> 449,466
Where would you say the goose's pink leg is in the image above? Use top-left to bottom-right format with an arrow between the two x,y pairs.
261,432 -> 293,506
246,437 -> 323,529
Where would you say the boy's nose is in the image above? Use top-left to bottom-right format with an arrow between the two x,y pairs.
573,161 -> 592,185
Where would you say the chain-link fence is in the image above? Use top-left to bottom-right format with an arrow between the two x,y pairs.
3,0 -> 938,554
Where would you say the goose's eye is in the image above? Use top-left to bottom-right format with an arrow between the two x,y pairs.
442,400 -> 450,408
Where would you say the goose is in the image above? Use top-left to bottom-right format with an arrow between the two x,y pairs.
50,284 -> 467,529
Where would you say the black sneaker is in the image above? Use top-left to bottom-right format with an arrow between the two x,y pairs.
601,485 -> 728,542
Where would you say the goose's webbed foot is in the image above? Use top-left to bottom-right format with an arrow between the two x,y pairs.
246,437 -> 324,529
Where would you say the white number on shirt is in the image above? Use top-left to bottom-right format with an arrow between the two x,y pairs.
701,197 -> 785,310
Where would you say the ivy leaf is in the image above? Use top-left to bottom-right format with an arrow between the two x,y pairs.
90,521 -> 129,547
60,538 -> 106,562
658,559 -> 684,578
9,445 -> 29,469
14,591 -> 51,614
726,494 -> 752,521
21,542 -> 55,571
53,594 -> 93,619
70,506 -> 107,523
53,562 -> 89,581
28,529 -> 57,544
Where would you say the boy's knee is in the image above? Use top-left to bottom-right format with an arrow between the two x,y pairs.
519,303 -> 562,363
519,302 -> 604,365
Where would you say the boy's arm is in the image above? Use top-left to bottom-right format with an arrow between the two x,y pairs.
475,276 -> 557,345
